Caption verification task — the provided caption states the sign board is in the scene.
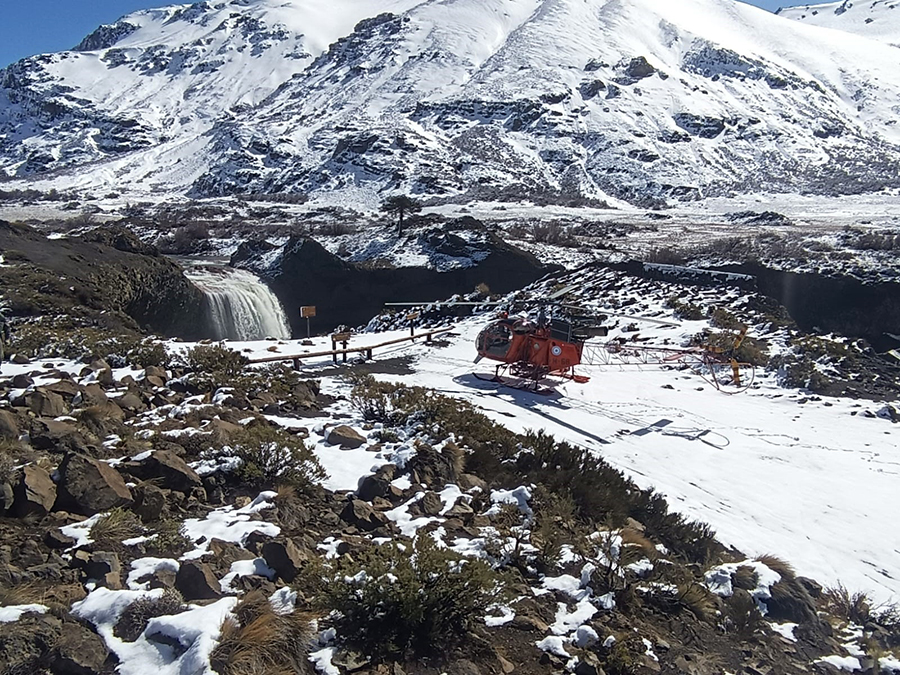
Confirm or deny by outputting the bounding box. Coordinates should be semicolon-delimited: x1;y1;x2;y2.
331;332;352;343
406;311;420;321
300;306;316;318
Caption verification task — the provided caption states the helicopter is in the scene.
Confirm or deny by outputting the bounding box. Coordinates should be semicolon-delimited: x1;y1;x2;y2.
386;284;755;394
388;285;680;391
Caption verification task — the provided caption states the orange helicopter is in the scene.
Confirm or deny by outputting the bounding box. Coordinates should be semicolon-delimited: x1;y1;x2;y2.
387;285;754;394
388;285;670;391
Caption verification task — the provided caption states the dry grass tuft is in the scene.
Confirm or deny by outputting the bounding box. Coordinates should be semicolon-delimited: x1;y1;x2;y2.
676;581;717;622
210;591;314;675
114;588;186;641
90;507;144;548
821;584;872;625
755;554;795;581
732;565;760;591
0;581;44;606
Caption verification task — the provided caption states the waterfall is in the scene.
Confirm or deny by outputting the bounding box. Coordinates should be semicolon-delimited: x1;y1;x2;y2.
184;265;292;341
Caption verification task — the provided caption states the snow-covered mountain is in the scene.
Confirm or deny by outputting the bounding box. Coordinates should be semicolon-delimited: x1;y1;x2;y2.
778;1;900;47
2;0;900;207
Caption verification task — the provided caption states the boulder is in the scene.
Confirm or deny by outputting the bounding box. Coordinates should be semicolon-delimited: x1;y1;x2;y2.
144;366;167;381
420;491;443;516
340;499;390;532
457;473;487;492
175;561;222;600
54;621;110;674
13;465;57;519
261;539;309;583
79;383;108;407
0;409;19;438
28;389;67;417
445;501;475;520
132;483;167;523
117;392;145;413
55;453;133;515
136;449;202;493
327;425;366;449
45;529;77;550
11;373;33;388
83;551;122;589
356;464;396;501
28;419;90;453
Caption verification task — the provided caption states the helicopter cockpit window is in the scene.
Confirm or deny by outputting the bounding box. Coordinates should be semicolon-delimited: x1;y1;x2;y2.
480;323;513;358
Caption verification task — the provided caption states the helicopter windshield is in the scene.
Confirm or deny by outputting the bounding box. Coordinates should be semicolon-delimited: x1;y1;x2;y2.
477;322;513;359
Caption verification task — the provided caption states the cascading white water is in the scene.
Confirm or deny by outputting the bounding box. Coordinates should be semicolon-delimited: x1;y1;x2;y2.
184;265;291;341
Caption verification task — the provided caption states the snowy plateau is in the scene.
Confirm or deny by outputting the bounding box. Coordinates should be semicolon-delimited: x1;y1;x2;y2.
0;0;900;206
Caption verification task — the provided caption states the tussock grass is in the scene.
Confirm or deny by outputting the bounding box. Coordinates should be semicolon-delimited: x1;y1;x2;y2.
114;588;186;641
210;591;313;675
755;554;795;581
90;507;144;548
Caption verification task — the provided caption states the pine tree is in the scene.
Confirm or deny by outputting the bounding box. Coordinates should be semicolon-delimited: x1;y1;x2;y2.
380;195;422;235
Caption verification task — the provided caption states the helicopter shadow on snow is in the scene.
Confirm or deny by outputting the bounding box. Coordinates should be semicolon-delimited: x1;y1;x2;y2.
449;373;612;447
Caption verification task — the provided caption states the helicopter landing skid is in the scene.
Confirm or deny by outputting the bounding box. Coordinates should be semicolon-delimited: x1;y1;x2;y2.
473;372;557;396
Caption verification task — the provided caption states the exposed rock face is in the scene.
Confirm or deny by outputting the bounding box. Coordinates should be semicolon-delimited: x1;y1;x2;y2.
0;410;18;438
236;224;556;334
0;222;208;338
261;539;309;582
341;499;390;532
55;453;133;515
54;621;111;674
129;449;202;493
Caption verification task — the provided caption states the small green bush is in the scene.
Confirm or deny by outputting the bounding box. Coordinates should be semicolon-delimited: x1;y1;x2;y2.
185;343;248;380
224;424;325;490
316;536;500;659
128;341;170;368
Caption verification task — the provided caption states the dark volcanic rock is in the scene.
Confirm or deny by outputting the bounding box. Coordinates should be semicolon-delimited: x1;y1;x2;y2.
0;221;209;338
176;560;222;600
261;538;309;582
130;449;202;493
54;621;111;674
237;224;557;334
55;453;133;514
12;465;57;519
341;499;390;532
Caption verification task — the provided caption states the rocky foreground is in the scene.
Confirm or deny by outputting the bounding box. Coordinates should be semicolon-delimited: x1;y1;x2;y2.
0;325;898;674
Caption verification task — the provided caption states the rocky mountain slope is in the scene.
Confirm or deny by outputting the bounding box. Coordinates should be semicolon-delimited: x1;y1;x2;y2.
778;1;900;47
2;0;900;207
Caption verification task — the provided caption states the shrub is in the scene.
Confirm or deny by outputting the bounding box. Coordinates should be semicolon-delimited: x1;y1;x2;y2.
316;536;500;659
128;341;170;368
186;343;247;377
145;518;194;558
114;589;186;641
223;423;325;490
726;590;765;639
665;296;705;321
210;591;313;675
821;584;872;625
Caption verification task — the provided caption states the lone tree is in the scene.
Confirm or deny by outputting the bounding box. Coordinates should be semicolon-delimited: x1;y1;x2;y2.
381;195;422;235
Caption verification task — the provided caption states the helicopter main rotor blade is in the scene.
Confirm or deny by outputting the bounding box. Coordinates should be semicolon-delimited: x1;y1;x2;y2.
384;301;506;307
559;303;678;327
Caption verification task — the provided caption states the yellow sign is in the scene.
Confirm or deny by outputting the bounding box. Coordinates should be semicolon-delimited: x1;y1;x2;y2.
300;306;316;318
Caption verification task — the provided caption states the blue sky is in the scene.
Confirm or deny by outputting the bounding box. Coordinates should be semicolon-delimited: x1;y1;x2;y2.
0;0;811;69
